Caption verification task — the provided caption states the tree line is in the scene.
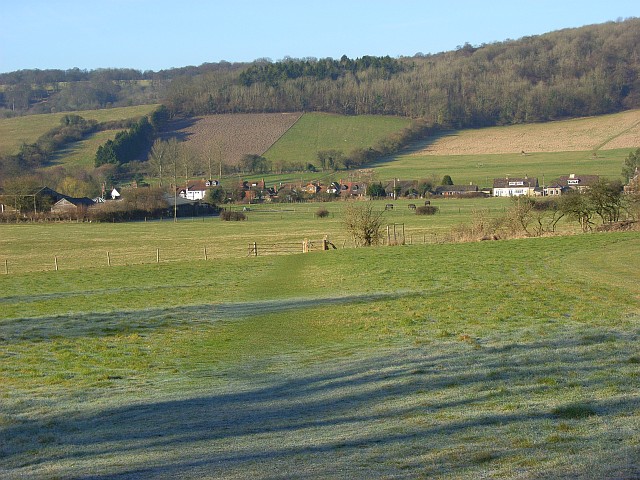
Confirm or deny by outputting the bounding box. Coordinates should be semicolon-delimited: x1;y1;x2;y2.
0;63;245;115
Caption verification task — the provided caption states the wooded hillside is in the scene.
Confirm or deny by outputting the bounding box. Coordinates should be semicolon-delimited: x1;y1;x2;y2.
163;18;640;127
2;19;639;130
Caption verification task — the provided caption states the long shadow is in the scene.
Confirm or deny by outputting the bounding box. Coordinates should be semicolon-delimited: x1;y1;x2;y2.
364;130;459;168
2;335;638;478
0;291;416;341
160;117;198;142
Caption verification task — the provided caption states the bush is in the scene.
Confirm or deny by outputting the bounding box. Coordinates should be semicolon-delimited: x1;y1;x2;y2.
220;210;246;221
415;205;438;215
315;207;330;218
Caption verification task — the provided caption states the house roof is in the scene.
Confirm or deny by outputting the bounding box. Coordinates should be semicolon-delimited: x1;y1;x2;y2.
555;174;600;187
493;177;538;188
52;197;95;208
185;179;219;191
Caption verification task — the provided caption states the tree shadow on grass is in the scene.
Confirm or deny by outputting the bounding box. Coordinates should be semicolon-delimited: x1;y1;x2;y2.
2;332;639;479
0;291;414;341
364;130;460;168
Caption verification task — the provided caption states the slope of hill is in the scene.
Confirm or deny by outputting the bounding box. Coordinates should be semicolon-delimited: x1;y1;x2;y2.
263;113;413;166
0;105;158;156
412;109;640;156
162;18;640;127
370;110;640;185
166;112;303;166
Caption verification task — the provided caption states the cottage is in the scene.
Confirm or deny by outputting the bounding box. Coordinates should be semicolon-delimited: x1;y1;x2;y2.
543;183;564;196
555;174;600;193
177;179;220;201
492;177;538;197
338;181;366;197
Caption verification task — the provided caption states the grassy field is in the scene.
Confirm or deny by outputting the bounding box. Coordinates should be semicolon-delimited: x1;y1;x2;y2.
47;130;122;170
0;104;158;156
264;112;412;165
372;148;630;188
0;225;638;478
0;197;527;273
367;109;640;187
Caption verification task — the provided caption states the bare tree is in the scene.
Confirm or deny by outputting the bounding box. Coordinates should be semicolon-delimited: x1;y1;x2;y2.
343;203;385;246
148;138;179;187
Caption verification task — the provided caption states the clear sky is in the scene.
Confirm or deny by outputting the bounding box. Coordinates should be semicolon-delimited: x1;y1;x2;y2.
1;0;638;74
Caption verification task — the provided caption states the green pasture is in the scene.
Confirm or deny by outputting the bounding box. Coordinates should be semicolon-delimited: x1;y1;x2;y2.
0;104;158;156
371;149;631;188
0;227;638;478
0;197;525;273
264;112;412;166
46;130;121;170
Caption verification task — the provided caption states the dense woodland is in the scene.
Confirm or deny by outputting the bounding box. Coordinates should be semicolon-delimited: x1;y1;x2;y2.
163;19;640;126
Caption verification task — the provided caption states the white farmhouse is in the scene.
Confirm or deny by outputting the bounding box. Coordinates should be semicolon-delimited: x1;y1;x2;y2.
492;177;539;197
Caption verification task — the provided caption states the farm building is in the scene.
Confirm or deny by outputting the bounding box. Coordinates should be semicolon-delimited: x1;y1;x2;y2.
51;197;95;214
492;177;539;197
433;185;480;196
0;202;17;214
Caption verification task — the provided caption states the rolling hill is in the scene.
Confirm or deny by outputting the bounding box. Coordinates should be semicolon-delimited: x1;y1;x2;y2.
368;109;640;186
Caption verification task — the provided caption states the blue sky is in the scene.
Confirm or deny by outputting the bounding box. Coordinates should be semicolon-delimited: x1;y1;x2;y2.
1;0;638;73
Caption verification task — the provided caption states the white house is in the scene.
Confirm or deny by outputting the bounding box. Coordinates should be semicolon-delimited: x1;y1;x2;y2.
177;180;219;201
492;177;538;197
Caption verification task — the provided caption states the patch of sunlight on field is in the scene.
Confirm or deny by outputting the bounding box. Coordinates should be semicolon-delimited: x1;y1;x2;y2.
47;130;120;169
412;109;640;156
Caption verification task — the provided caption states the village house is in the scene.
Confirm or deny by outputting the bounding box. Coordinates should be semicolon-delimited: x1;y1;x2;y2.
542;183;564;196
177;179;220;201
492;177;539;197
338;181;366;198
555;174;600;193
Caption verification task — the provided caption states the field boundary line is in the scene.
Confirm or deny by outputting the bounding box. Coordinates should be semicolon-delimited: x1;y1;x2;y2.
593;118;640;151
260;111;305;155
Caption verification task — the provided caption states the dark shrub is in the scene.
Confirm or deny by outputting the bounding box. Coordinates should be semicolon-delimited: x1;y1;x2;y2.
315;207;330;218
221;210;246;221
416;205;439;215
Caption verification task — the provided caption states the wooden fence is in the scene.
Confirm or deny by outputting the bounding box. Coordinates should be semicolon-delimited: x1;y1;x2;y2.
0;231;445;274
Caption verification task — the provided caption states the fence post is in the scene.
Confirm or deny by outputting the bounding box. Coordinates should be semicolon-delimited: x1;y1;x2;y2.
156;248;160;263
54;256;58;271
203;246;208;261
4;259;7;275
107;251;111;267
